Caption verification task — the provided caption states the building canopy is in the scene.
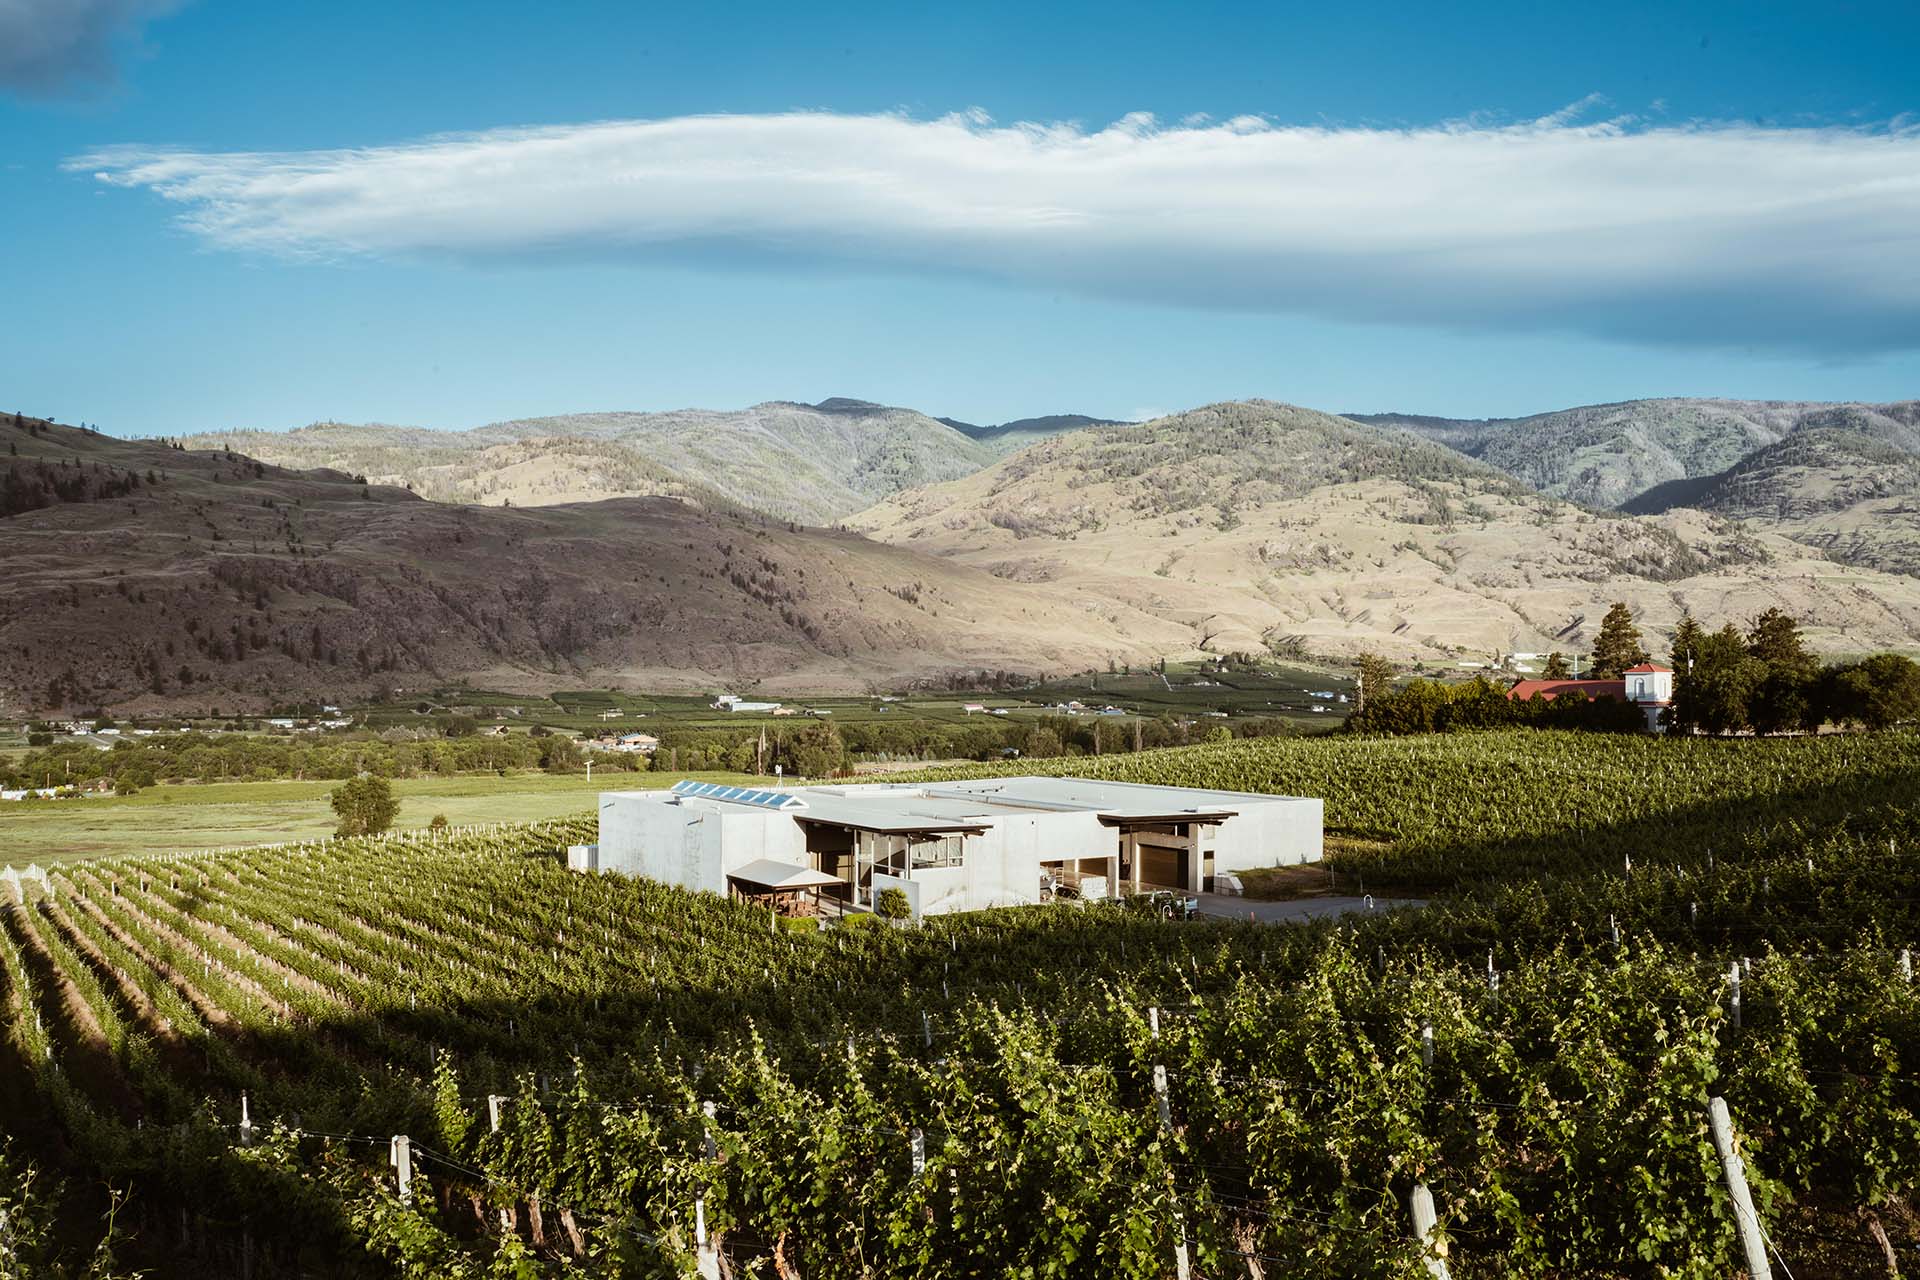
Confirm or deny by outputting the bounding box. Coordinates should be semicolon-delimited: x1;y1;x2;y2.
724;859;844;894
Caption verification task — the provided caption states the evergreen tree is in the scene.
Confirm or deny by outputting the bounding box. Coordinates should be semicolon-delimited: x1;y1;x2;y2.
1746;609;1816;680
1669;613;1707;672
1746;609;1818;734
1669;624;1763;734
1589;603;1650;678
1541;652;1572;679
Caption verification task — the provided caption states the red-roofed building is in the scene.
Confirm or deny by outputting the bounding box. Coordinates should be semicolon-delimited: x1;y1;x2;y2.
1506;678;1628;703
1508;662;1674;733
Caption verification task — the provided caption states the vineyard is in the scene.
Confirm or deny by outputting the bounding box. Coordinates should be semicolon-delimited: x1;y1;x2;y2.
0;729;1916;1277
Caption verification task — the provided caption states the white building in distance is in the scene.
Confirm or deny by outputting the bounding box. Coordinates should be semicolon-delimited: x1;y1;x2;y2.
584;776;1323;917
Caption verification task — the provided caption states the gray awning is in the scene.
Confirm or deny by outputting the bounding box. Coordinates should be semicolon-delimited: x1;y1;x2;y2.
1096;809;1236;828
725;859;843;892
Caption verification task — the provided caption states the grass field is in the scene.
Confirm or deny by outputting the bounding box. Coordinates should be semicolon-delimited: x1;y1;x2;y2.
345;662;1354;736
0;769;751;864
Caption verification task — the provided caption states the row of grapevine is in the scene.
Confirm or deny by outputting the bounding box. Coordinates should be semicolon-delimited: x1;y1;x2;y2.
0;731;1914;1274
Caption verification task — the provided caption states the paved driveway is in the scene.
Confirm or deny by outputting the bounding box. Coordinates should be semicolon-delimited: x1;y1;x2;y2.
1193;892;1426;923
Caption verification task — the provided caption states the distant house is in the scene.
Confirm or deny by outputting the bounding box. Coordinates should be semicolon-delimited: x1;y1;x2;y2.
715;695;784;713
1505;678;1628;702
479;724;511;737
1507;663;1673;732
962;703;988;714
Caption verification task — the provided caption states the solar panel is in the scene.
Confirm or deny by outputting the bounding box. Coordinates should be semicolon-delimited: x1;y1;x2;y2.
671;780;807;810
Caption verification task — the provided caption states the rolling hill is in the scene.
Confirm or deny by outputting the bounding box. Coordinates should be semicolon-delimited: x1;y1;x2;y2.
1347;398;1820;510
178;398;999;525
936;413;1131;454
1621;406;1920;576
0;413;1185;716
850;401;1920;664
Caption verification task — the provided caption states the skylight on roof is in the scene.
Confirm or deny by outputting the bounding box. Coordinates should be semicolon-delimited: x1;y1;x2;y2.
671;780;808;811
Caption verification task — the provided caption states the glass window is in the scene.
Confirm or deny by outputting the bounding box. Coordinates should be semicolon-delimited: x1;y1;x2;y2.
912;835;966;869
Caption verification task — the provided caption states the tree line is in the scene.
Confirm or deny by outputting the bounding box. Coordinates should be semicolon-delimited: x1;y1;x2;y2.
1348;605;1920;735
0;731;595;793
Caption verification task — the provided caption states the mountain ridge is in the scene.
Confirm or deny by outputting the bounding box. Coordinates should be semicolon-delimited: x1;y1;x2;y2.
850;400;1920;662
178;399;999;525
0;412;1184;715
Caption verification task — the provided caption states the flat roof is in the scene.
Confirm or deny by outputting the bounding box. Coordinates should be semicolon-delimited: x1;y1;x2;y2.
794;794;992;835
918;776;1308;810
607;774;1305;831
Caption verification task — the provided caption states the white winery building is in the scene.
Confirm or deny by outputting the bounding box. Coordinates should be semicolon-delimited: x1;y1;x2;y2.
580;776;1323;917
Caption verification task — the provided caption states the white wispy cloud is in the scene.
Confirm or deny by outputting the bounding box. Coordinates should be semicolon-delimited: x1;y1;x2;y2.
1;0;180;93
70;109;1920;353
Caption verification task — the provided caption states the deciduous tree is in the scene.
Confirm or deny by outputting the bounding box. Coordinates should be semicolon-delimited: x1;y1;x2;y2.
330;774;399;837
1355;653;1395;712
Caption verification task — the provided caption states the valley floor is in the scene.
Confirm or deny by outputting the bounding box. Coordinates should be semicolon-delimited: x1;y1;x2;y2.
0;770;753;863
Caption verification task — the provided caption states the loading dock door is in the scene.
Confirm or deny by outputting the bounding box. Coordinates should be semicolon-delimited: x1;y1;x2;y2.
1138;845;1186;892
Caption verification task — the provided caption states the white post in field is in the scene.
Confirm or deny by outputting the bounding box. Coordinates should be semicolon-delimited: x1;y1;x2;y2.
1708;1097;1773;1280
389;1135;413;1205
1409;1183;1451;1279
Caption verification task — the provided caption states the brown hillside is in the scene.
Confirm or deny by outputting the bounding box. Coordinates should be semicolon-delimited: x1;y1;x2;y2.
850;401;1920;663
0;414;1184;716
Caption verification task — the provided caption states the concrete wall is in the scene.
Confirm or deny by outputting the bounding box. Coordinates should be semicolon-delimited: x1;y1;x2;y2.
597;794;814;896
908;815;1049;915
870;871;923;920
1211;797;1324;872
596;783;1325;910
597;793;720;891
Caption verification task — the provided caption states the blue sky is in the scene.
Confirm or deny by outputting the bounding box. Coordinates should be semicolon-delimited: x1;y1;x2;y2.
2;0;1916;436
